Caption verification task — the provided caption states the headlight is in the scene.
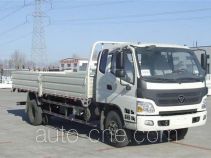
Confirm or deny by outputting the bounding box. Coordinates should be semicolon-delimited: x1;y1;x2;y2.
137;101;155;113
202;98;207;109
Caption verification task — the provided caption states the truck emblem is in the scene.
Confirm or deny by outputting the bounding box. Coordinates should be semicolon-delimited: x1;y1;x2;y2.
178;95;185;103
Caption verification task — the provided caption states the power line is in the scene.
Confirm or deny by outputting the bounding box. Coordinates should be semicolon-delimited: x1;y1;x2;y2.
53;7;211;24
0;6;25;22
51;15;211;26
0;1;33;12
0;17;209;56
0;1;11;10
52;0;130;2
0;22;27;37
105;15;211;24
0;23;51;46
0;2;33;22
0;32;32;46
50;0;135;10
1;2;210;52
0;4;29;11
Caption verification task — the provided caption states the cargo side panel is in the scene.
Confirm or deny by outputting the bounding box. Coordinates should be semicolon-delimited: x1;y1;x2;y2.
42;72;89;99
12;71;40;92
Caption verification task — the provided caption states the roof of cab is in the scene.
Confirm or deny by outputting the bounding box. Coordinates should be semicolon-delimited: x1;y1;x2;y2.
132;43;190;49
95;41;190;50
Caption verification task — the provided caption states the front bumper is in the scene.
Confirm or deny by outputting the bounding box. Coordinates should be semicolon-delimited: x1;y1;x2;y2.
136;110;207;131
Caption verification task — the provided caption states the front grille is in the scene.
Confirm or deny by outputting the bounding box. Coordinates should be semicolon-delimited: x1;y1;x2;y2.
139;86;207;107
157;91;201;106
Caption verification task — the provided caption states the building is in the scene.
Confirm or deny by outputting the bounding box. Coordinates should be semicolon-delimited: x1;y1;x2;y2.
192;46;211;74
59;58;97;72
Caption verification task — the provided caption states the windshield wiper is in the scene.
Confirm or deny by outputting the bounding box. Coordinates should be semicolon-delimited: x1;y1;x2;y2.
146;77;177;83
175;77;203;82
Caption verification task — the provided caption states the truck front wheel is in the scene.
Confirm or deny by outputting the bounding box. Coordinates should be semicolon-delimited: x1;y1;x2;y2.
165;128;188;141
26;94;43;126
104;111;131;147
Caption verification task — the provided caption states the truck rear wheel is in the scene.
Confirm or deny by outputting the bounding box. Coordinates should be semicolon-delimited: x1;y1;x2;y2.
165;128;188;141
26;94;43;126
104;111;131;147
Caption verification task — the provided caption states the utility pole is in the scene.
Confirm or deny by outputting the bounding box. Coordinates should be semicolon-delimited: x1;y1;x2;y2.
31;0;48;68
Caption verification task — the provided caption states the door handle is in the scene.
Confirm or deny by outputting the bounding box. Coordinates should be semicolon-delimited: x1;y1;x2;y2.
107;84;112;90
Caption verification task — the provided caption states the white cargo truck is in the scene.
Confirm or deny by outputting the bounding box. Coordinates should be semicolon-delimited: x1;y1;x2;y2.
12;41;208;147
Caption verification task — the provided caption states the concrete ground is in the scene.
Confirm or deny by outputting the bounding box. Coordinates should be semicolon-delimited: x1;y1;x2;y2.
0;89;210;158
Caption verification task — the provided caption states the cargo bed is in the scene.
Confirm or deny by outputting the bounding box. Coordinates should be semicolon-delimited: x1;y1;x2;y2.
12;71;95;100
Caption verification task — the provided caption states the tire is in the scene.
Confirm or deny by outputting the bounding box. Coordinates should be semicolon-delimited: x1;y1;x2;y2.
42;114;50;125
26;93;43;126
165;128;188;141
104;111;131;147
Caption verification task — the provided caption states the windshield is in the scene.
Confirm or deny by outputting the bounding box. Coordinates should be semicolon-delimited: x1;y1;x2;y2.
135;47;205;83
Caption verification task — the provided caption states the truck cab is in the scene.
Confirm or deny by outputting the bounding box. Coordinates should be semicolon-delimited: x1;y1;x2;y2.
92;42;207;146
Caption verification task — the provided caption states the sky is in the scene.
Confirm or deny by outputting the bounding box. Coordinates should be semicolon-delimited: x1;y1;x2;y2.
0;0;211;63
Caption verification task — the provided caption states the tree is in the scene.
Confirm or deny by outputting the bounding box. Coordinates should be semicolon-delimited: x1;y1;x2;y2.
3;59;9;69
72;53;80;58
0;59;3;68
25;60;36;69
9;50;26;69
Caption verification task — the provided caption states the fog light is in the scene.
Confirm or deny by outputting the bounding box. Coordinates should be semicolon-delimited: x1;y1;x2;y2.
158;120;169;126
192;117;200;123
144;120;154;126
203;115;207;120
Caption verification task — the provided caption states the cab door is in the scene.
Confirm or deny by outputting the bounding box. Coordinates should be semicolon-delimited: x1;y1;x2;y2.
96;47;137;125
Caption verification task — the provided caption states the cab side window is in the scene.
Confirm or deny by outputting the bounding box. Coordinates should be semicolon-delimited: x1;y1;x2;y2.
110;53;117;75
123;51;135;84
99;50;108;74
110;50;134;84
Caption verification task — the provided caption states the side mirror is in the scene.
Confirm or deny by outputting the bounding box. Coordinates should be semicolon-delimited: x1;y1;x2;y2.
116;69;125;78
192;48;209;74
116;51;125;78
201;54;207;72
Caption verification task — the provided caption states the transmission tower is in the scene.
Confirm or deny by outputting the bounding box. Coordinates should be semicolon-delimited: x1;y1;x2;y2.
31;0;48;68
